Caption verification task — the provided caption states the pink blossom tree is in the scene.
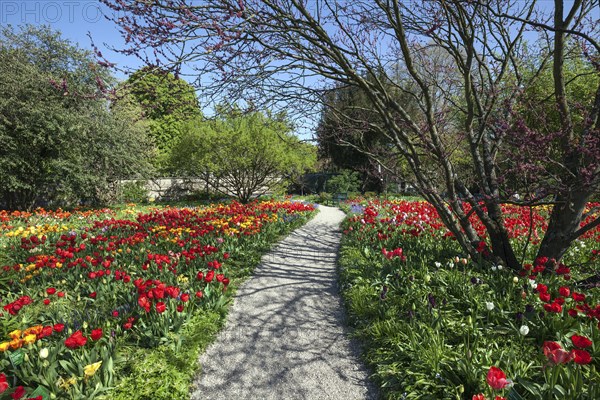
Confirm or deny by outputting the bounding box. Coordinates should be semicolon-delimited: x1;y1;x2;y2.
101;0;600;270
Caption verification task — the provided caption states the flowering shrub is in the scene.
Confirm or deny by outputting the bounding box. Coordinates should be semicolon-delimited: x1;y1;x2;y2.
0;200;314;399
339;199;600;399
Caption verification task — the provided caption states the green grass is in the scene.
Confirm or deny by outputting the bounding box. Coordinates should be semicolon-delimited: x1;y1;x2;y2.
106;311;224;400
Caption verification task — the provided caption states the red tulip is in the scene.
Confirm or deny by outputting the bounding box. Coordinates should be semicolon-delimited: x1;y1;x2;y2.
0;373;8;393
543;341;572;365
568;309;578;317
572;292;586;302
572;349;592;365
64;330;87;349
536;284;548;294
486;366;509;390
40;326;53;338
10;385;25;399
543;302;562;313
138;296;151;313
571;335;592;349
539;292;551;302
90;328;103;341
205;270;215;283
558;286;570;297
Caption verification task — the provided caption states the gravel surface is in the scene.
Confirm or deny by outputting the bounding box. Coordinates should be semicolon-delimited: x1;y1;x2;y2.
190;205;377;400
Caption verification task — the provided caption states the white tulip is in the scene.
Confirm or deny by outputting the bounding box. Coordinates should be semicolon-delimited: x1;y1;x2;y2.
39;348;49;359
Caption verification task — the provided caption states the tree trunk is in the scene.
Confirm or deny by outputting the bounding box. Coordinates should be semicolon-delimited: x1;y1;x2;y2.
537;191;590;262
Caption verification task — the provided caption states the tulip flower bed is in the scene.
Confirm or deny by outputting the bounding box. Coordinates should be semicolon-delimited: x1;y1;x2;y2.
0;201;315;400
339;199;600;400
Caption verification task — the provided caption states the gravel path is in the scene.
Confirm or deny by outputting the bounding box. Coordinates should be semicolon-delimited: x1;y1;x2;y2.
191;205;377;400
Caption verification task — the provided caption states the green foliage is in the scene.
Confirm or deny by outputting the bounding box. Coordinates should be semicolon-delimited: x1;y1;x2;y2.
338;200;600;399
316;74;414;192
170;109;316;203
326;170;361;193
119;67;202;169
500;42;600;193
0;25;154;209
118;181;149;204
107;311;223;400
520;45;598;133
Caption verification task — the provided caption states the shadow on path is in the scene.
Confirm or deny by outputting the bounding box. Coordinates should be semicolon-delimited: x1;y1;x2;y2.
190;206;377;400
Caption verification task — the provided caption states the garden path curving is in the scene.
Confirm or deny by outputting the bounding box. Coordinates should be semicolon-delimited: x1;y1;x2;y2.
191;205;377;400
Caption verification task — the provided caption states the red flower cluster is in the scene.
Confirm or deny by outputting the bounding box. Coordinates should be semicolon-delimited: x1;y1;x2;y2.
2;296;33;316
134;278;190;314
525;263;600;327
543;338;593;365
381;247;406;261
0;201;316;398
20;234;46;250
64;330;87;349
63;328;103;348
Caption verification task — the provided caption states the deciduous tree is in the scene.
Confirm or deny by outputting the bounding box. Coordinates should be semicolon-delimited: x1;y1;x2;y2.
0;25;154;209
102;0;600;269
117;67;202;169
169;109;315;202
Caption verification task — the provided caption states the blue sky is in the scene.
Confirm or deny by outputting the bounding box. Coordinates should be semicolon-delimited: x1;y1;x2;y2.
0;0;143;80
0;1;591;81
0;0;592;139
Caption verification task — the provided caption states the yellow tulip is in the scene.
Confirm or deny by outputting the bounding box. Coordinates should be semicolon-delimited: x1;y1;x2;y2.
23;334;37;345
8;329;22;340
0;342;10;352
24;325;43;336
83;361;102;377
57;376;78;390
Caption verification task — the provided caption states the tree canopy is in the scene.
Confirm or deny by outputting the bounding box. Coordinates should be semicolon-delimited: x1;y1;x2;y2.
170;109;316;202
316;72;417;192
117;67;202;169
0;25;154;209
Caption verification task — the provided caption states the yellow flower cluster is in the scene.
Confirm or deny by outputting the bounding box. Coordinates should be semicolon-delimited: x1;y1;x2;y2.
4;223;71;238
0;326;44;351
